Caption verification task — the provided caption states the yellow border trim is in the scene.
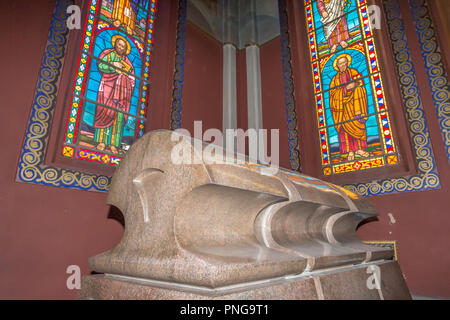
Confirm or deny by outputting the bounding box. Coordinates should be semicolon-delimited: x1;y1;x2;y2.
364;240;399;262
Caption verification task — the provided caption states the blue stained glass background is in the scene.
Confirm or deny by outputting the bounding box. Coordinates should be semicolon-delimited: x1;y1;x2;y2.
321;48;370;91
314;9;361;47
82;29;143;137
94;29;144;71
311;0;358;33
131;0;150;11
320;49;381;151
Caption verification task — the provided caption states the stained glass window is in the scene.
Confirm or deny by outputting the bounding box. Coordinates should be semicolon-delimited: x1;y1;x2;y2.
304;0;398;175
62;0;157;166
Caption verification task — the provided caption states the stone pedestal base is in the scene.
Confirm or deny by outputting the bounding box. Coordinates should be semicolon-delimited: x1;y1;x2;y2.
79;260;411;300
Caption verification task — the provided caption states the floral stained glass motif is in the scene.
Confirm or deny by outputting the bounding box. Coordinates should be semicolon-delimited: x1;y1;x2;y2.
63;0;157;166
304;0;398;175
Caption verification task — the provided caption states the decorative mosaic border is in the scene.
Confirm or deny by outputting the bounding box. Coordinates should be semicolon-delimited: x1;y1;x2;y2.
409;0;450;163
278;0;302;172
170;0;187;130
342;0;441;196
16;0;111;192
283;0;440;196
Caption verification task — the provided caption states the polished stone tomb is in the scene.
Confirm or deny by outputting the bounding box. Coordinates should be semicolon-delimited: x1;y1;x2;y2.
79;130;411;299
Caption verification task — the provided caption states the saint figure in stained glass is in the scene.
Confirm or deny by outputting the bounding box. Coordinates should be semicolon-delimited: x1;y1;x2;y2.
317;0;351;53
304;0;398;174
94;35;136;154
63;0;157;166
330;54;369;161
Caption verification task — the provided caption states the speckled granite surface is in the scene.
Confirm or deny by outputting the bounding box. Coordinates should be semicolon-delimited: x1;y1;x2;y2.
79;261;410;300
82;130;410;299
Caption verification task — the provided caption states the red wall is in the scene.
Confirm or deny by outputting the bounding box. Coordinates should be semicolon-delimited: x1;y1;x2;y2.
356;0;450;298
260;37;291;170
360;188;450;298
181;22;223;136
0;1;124;299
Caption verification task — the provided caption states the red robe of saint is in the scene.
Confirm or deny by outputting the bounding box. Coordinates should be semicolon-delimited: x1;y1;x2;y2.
94;48;135;129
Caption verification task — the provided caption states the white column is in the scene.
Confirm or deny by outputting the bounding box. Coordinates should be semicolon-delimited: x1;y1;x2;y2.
246;44;263;132
223;43;237;132
222;43;237;151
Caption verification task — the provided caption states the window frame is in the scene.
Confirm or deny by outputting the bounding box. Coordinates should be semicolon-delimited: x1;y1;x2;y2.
17;0;178;191
281;0;440;193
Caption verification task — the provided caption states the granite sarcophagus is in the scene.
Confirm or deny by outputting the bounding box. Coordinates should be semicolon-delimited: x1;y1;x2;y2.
80;130;411;299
